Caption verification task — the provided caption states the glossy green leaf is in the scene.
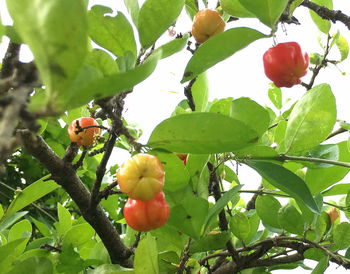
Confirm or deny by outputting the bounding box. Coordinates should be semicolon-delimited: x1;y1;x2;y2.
8;219;32;254
148;113;259;154
0;238;26;263
192;73;209;112
5;176;58;217
185;0;198;19
150;150;190;192
167;197;209;239
138;0;185;49
86;49;119;76
245;210;260;243
220;0;254;18
209;98;233;116
302;144;339;168
153;34;189;59
0;211;28;233
335;34;349;62
306;141;350;193
57;244;85;273
284;84;336;153
134;234;159;274
54;50;161;111
123;0;139;26
190;231;231;253
231;97;270;137
309;0;332;34
62;223;94;248
238;0;289;28
322;184;350;196
181;28;267;83
7;257;53;274
25;237;53;251
268;84;282;109
90;264;134;273
333;222;350;250
247;161;319;213
203;185;242;234
230;212;250;242
0;204;3;220
57;203;72;237
88;5;137;58
255;195;282;229
278;204;305;235
6;0;88;97
100;194;119;220
311;255;329;274
234;145;278;159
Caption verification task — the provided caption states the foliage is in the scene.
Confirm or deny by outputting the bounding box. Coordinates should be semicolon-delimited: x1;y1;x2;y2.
0;0;350;273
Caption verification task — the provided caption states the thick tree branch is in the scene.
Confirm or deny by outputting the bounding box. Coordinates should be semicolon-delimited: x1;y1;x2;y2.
301;0;350;30
18;129;132;267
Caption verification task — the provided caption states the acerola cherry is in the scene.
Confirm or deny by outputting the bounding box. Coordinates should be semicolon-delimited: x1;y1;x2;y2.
327;207;340;224
192;9;225;44
116;154;165;201
68;117;100;147
123;192;170;232
263;42;309;88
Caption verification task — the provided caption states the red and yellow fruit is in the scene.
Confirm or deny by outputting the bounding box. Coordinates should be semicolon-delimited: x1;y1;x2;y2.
192;9;225;44
68;117;100;147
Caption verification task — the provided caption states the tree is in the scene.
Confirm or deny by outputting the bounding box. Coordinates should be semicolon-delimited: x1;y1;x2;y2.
0;0;350;273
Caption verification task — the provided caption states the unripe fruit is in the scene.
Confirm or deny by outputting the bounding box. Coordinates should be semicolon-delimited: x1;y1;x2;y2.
176;153;188;165
192;9;225;44
327;207;340;224
123;192;170;232
116;154;165;201
263;42;309;88
68;117;100;146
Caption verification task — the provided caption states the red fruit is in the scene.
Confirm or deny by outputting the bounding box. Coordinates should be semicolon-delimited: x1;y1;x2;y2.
68;117;100;146
123;192;170;232
263;42;309;88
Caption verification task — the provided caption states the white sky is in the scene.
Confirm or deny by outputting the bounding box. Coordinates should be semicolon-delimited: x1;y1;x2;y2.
1;0;350;272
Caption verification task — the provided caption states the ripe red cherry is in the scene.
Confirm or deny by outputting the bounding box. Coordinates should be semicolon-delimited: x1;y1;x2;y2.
68;117;100;146
123;192;170;232
263;42;309;88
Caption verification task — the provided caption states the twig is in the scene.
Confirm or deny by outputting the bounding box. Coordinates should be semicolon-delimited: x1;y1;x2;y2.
72;148;88;169
326;127;347;140
98;181;121;201
40;244;62;253
177;238;192;274
278;154;350;168
184;78;196;111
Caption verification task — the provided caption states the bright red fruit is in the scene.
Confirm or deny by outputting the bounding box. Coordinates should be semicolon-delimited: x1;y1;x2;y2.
123;192;170;232
263;42;309;88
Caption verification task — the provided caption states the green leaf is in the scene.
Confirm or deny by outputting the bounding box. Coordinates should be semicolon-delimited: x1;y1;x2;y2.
150;150;190;192
303;144;339;168
138;0;185;49
311;255;329;274
306;141;350;193
284;84;336;153
220;0;254;18
5;176;58;217
203;185;242;234
86;49;119;76
153;34;189;59
190;231;231;253
230;212;250;242
0;204;3;220
0;15;4;42
7;257;53;274
123;0;139;26
278;204;305;235
238;0;289;28
182;28;267;83
62;223;95;248
333;222;350;250
255;195;282;229
167;197;209;239
54;50;161;111
245;210;260;243
0;211;28;233
335;34;349;62
322;184;350;196
209;98;233;116
268;84;282;109
247;161;319;213
0;238;26;263
89;264;134;273
234;145;278;159
6;0;88;97
185;0;198;19
231;97;270;137
192;73;209;112
309;0;332;34
148;113;259;154
57;203;72;237
8;219;32;254
57;244;85;273
88;5;137;58
134;234;159;274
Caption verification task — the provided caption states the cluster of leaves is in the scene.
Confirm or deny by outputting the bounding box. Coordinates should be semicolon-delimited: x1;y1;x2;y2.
0;0;350;273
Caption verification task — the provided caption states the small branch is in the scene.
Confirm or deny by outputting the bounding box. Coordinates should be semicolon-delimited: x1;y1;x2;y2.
177;238;192;274
301;0;350;30
62;143;79;163
279;154;350;168
72;148;88;169
184;78;196;111
98;181;121;201
326;127;347;140
0;42;21;80
40;244;62;253
129;232;142;252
